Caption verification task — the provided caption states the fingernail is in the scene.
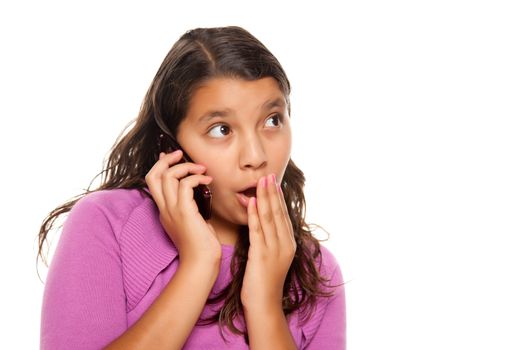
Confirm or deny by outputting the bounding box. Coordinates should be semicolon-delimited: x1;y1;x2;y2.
270;174;276;184
260;177;267;188
278;185;282;193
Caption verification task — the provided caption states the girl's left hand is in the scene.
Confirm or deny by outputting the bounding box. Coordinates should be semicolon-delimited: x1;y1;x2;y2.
240;173;297;310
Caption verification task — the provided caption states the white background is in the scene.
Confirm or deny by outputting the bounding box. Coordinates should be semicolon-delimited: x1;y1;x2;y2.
1;0;524;349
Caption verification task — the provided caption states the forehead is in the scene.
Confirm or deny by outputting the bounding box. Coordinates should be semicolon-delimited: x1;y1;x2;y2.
185;77;286;122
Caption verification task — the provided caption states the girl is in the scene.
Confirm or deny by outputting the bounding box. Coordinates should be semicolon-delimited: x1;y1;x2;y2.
38;26;346;349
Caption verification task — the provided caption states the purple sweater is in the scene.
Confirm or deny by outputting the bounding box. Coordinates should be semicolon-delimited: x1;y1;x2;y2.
41;188;346;349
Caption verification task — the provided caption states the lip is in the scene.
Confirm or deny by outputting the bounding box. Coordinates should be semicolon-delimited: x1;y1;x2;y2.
236;192;253;208
236;180;260;208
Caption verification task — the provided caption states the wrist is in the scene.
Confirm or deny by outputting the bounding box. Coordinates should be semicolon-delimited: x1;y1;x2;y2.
241;289;283;311
243;299;283;316
178;245;222;266
243;304;297;350
178;253;221;277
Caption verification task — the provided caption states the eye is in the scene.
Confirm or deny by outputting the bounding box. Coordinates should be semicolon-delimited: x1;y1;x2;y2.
208;124;231;138
265;114;283;128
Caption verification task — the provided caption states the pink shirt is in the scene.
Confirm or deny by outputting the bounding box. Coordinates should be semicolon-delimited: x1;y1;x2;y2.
41;188;346;349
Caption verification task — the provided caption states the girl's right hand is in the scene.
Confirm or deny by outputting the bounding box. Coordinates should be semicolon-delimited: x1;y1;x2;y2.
145;150;221;265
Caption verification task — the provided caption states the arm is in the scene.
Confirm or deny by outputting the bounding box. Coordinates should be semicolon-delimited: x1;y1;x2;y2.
41;196;221;350
105;257;220;349
243;302;297;350
40;197;127;350
104;150;222;349
241;174;298;349
243;253;347;350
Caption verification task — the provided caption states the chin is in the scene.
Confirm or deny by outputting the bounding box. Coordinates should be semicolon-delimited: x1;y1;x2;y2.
232;211;249;226
210;207;248;226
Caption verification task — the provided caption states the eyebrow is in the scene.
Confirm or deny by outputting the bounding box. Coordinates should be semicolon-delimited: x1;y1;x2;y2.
198;97;286;123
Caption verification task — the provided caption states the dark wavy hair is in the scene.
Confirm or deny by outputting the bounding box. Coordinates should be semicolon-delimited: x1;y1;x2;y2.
37;26;332;339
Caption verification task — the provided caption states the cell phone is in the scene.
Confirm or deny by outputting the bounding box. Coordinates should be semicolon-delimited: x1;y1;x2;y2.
158;134;212;220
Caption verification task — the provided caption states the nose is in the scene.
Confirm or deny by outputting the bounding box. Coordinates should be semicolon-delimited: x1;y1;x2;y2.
239;134;267;170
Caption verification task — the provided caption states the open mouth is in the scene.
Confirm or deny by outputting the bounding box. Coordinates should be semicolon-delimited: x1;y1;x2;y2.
237;184;258;208
241;186;257;198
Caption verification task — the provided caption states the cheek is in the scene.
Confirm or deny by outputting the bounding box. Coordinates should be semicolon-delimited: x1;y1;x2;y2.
202;161;221;178
275;135;292;180
280;126;292;153
275;134;292;162
200;158;231;189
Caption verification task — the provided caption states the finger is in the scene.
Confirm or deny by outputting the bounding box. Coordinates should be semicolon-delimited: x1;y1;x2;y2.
147;150;184;185
165;162;207;179
177;174;213;212
267;173;293;245
247;196;264;246
276;179;295;245
146;172;166;211
256;175;278;248
161;162;207;210
145;150;183;210
159;149;184;167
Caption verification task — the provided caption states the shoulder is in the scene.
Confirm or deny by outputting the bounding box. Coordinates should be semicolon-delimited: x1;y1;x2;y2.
314;243;344;286
57;188;157;264
318;244;340;273
74;188;151;220
67;188;178;312
70;186;175;258
69;188;155;239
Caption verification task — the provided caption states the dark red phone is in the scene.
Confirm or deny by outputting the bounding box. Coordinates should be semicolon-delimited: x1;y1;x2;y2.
158;134;212;220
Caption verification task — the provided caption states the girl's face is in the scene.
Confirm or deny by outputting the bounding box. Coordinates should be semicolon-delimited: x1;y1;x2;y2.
176;77;292;228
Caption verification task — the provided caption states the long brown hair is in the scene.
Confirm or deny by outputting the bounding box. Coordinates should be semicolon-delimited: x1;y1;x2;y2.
38;26;332;338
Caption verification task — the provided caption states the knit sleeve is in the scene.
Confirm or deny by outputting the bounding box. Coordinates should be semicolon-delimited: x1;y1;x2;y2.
303;246;347;349
40;195;127;349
